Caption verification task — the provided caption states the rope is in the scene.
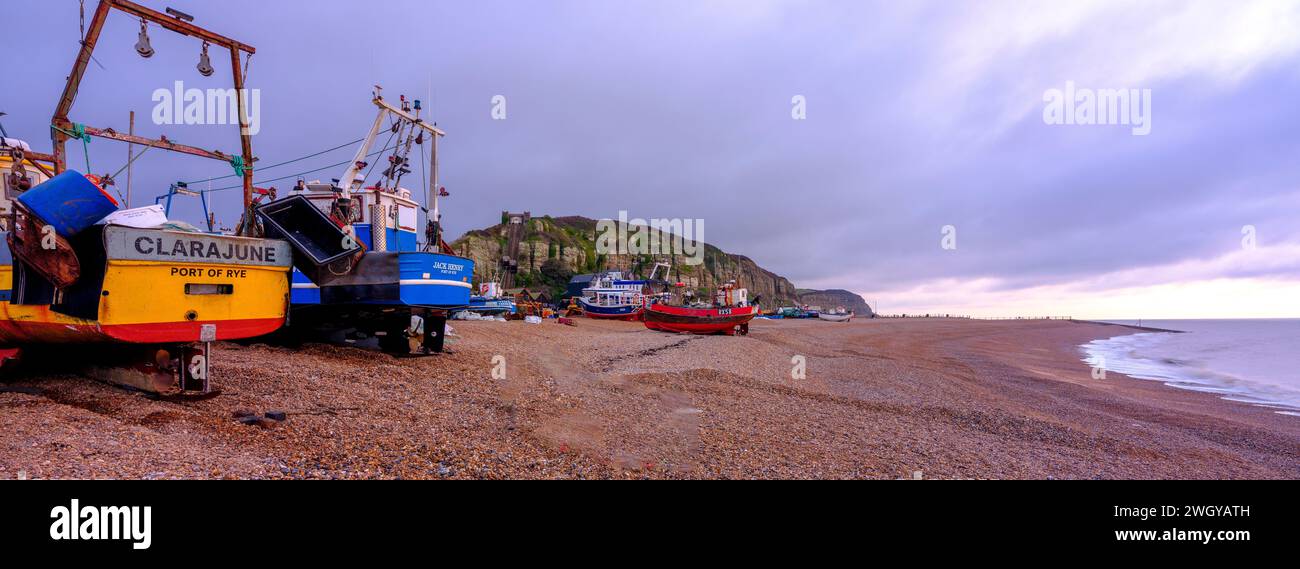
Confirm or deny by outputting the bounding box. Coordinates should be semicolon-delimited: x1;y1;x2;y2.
52;122;88;141
228;154;245;177
52;122;92;172
181;137;364;185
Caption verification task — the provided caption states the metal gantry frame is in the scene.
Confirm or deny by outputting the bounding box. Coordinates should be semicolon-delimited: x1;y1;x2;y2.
155;182;215;232
337;93;451;252
37;0;259;230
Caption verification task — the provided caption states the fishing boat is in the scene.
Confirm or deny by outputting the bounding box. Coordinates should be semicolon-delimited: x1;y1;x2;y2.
0;207;291;345
643;282;759;336
259;91;474;353
0;1;293;394
773;306;797;318
459;281;515;317
577;271;648;320
577;263;670;321
817;307;853;322
1;137;51;312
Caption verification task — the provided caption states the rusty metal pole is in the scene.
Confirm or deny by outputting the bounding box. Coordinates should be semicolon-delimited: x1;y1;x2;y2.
126;110;134;207
230;47;254;221
52;0;113;174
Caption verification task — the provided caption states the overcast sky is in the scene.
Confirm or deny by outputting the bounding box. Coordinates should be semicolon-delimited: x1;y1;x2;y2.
4;0;1298;318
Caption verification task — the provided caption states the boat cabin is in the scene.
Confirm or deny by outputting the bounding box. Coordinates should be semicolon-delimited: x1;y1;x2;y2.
290;181;420;251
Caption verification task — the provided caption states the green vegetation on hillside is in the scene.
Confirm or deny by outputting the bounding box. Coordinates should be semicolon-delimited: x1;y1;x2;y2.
449;214;855;308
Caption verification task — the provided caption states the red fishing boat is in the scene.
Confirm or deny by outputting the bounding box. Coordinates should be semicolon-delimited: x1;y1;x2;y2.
643;282;758;336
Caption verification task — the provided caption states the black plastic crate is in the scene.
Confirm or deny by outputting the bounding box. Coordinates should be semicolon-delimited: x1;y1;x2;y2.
256;195;362;284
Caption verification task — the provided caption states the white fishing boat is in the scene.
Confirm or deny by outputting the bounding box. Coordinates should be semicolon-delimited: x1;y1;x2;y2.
817;307;853;322
259;90;475;353
577;271;647;320
576;263;670;321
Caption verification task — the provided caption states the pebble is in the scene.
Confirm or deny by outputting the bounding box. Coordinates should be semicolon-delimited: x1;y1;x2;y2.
0;319;1294;480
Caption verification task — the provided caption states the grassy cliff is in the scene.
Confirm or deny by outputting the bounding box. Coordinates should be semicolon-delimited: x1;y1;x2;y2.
450;215;864;312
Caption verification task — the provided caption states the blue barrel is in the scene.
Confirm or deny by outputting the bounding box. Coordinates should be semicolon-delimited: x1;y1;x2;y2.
16;169;120;237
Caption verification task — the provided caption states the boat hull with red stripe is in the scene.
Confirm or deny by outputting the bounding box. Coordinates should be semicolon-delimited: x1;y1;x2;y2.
643;303;758;335
0;311;285;344
583;307;644;321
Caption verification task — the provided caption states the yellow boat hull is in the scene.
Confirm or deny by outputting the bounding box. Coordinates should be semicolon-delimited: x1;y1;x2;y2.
0;228;291;345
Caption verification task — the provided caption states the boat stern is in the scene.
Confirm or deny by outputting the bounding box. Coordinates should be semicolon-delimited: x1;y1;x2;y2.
397;252;474;309
96;226;292;342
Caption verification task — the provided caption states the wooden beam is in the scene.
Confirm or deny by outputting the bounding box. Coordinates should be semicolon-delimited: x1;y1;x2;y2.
55;120;239;163
110;0;255;55
17;153;57;179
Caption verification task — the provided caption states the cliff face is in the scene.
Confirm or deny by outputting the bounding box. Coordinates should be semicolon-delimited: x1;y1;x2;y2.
796;289;874;316
449;214;858;310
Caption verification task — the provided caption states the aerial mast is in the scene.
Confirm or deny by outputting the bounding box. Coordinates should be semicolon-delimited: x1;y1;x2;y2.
429;112;440;251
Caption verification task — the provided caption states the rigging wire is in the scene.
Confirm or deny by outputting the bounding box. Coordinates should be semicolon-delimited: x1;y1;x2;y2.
77;0;105;72
362;126;398;184
181;137;364;185
101;141;155;203
200;142;400;193
111;141;153;179
386;125;411;192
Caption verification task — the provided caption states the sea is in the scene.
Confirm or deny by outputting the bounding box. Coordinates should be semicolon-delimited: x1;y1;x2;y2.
1080;319;1300;416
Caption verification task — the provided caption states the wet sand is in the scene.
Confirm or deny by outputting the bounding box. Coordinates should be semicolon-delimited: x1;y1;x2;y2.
1;318;1296;479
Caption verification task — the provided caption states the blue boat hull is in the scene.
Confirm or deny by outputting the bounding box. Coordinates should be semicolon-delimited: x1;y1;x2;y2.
458;297;516;316
578;298;643;320
291;252;473;309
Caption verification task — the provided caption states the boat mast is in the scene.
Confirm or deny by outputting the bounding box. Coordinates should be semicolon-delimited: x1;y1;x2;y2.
336;91;446;250
338;93;389;199
429;117;439;251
